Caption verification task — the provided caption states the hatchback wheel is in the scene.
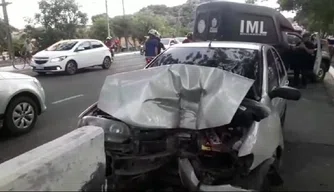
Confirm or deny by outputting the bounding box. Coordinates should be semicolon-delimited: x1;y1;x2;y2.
65;60;77;75
102;57;112;69
4;96;38;135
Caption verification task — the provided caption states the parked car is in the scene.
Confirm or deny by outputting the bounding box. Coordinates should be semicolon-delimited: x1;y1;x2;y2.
160;38;179;49
175;36;186;43
193;1;330;82
0;72;46;135
31;39;112;75
77;41;301;191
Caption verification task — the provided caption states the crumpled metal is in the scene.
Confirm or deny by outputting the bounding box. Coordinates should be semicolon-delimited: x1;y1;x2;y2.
97;64;254;130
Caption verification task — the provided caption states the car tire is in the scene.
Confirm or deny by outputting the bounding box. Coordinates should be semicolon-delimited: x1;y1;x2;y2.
4;96;38;135
102;57;112;69
65;60;77;75
312;62;326;83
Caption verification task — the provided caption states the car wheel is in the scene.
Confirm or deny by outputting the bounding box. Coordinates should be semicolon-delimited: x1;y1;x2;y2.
102;57;112;69
313;62;326;82
4;96;38;135
65;60;77;75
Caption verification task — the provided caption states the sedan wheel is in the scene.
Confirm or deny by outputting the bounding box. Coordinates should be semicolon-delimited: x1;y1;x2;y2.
102;57;112;69
4;96;38;135
65;61;77;75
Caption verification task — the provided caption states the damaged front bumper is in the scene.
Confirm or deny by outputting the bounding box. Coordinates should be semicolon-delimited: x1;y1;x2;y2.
178;158;253;192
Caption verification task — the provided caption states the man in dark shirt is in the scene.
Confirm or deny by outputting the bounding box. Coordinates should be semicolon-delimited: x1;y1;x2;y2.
293;32;316;88
144;29;160;64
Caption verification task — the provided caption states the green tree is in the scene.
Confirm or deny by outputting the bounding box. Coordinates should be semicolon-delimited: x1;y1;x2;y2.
34;0;88;47
89;14;113;41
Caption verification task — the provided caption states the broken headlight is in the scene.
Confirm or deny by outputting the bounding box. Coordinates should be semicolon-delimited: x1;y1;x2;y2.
105;120;131;143
78;116;131;143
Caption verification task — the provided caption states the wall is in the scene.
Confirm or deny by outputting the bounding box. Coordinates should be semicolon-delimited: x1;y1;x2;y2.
0;126;106;191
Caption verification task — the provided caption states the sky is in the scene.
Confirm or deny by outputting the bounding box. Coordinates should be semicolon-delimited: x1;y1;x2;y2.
1;0;296;29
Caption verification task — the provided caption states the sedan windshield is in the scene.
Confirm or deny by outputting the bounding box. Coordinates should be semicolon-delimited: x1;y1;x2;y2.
149;47;261;100
46;41;78;51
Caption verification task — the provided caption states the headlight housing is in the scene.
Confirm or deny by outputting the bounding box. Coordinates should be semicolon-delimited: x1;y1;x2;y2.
78;116;131;143
50;56;67;62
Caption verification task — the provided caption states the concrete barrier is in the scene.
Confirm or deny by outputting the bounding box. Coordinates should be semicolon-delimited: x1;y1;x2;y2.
0;126;106;191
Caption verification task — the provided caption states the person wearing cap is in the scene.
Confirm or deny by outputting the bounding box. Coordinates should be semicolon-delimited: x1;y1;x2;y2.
144;29;160;63
183;32;193;43
292;32;316;88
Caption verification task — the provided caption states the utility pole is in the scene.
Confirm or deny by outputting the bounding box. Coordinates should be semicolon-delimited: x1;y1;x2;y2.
121;0;128;51
0;0;13;59
105;0;110;37
121;0;125;16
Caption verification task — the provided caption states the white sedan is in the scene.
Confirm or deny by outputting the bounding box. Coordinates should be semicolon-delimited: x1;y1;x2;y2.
0;72;46;135
160;38;179;49
31;39;112;75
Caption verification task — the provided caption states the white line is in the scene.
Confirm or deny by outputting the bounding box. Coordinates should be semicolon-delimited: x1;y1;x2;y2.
52;94;84;104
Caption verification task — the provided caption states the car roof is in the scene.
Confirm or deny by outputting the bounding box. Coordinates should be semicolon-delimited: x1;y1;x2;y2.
171;41;263;50
59;39;102;43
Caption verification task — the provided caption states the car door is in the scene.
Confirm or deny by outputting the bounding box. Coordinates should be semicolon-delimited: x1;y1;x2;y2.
75;41;93;68
90;41;105;65
270;48;288;118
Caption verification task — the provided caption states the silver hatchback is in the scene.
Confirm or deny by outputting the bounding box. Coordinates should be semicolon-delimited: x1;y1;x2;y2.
0;72;47;135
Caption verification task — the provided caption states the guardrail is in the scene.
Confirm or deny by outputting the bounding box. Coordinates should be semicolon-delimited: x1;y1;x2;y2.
0;126;106;191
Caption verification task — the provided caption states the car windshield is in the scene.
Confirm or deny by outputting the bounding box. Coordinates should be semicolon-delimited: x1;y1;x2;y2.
149;47;261;100
160;39;170;45
46;41;78;51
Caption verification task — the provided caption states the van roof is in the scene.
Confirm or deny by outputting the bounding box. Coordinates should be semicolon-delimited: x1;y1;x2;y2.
197;1;294;31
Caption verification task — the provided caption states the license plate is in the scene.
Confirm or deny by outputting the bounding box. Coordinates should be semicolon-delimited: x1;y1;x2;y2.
35;65;43;69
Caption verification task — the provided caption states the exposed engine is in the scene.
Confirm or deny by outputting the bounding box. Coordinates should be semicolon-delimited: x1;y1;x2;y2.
78;102;263;191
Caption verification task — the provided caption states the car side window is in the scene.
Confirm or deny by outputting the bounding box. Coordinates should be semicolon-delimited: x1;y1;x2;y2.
91;41;103;49
270;48;286;81
78;41;91;50
267;50;279;91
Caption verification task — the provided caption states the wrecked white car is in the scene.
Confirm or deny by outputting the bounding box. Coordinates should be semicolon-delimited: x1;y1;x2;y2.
78;42;301;191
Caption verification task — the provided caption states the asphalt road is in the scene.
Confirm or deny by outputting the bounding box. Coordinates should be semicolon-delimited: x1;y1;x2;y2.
1;53;334;191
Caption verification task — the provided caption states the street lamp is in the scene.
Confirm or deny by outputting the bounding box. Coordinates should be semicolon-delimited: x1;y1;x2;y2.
105;0;110;37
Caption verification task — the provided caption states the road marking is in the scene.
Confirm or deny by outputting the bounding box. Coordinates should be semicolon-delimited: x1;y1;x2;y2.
52;94;84;104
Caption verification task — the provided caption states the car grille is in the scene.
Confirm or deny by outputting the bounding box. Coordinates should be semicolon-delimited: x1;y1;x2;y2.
34;60;48;64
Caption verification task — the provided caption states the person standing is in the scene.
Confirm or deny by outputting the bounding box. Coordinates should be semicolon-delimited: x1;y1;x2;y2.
293;32;316;88
23;38;34;60
144;29;160;64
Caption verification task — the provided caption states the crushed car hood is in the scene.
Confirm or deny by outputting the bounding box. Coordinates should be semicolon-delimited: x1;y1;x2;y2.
98;64;254;130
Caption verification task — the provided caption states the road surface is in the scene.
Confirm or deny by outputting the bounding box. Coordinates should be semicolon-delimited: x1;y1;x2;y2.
1;53;334;191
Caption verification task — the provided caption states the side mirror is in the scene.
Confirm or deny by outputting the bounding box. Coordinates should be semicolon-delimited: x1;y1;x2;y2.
269;86;301;100
76;47;85;52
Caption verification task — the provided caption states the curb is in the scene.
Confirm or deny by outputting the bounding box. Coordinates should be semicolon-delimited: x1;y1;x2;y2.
329;66;334;79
